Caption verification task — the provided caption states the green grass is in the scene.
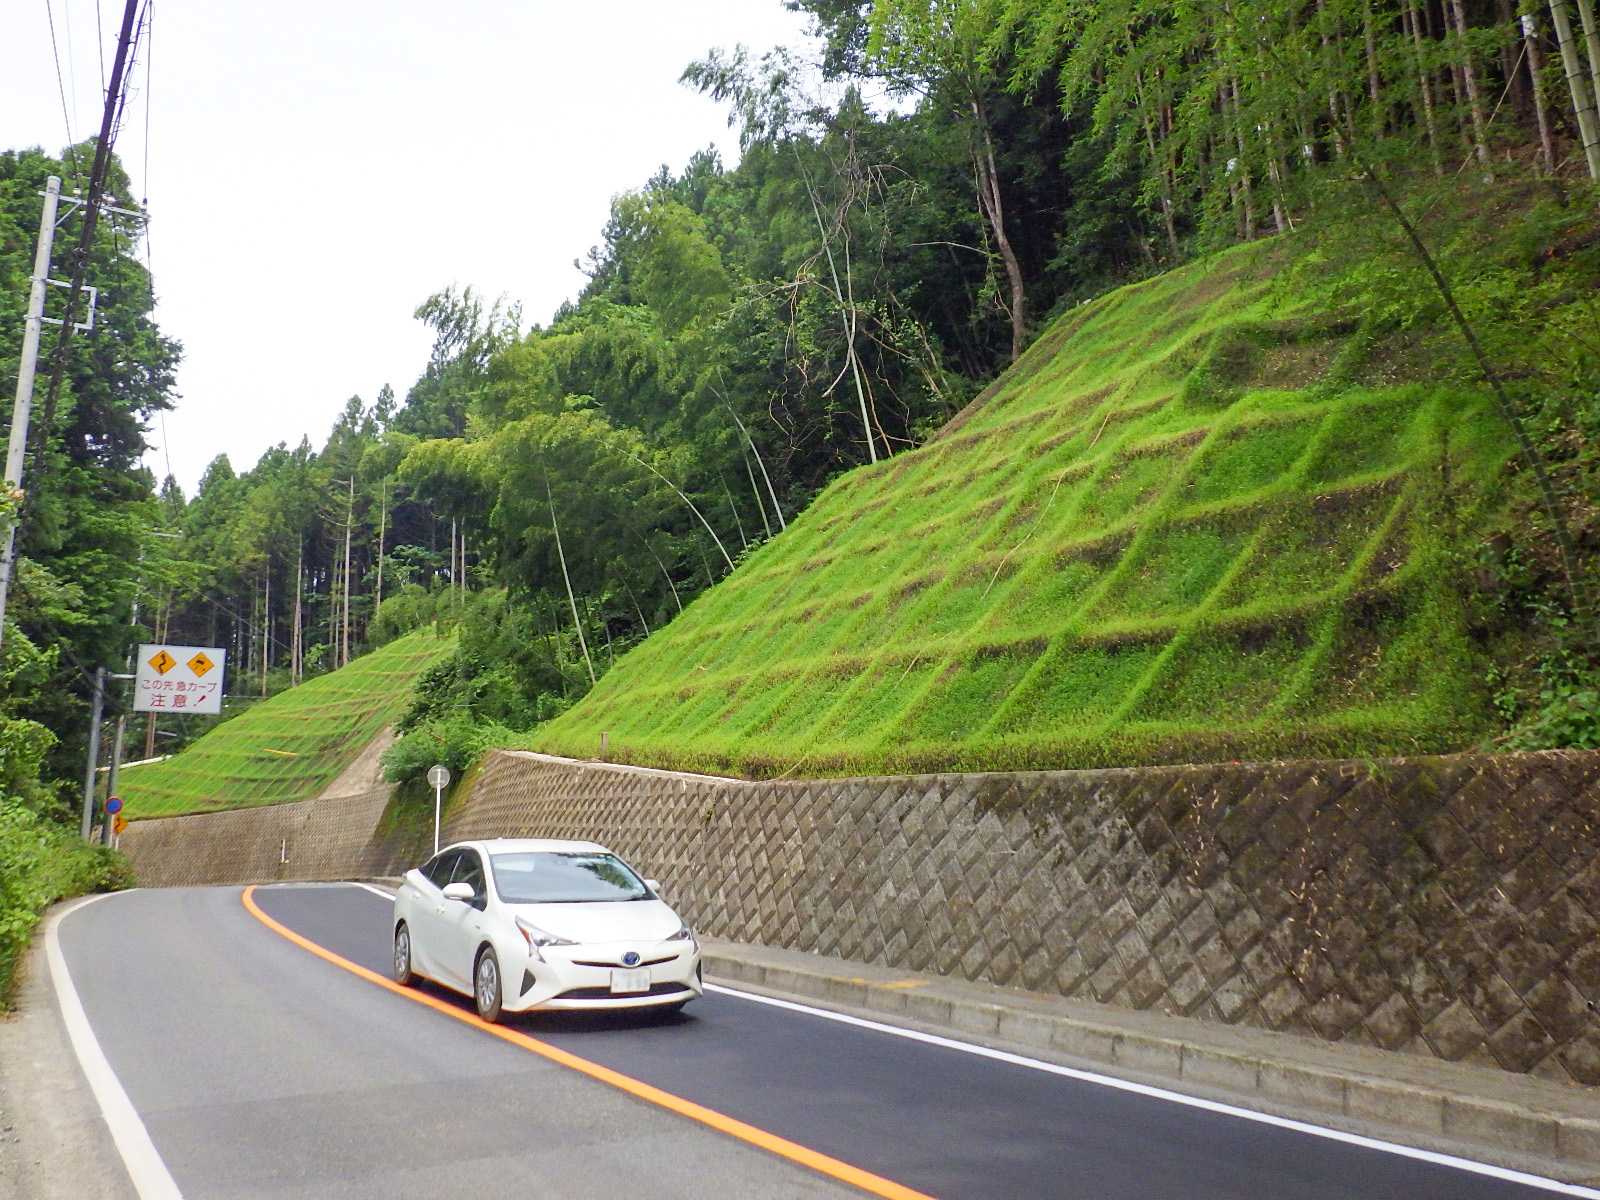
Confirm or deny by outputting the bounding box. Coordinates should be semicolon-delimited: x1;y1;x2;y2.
117;630;455;818
522;241;1516;778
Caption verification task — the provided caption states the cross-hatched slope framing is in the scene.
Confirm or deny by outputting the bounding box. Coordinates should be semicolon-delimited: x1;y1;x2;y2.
532;244;1513;777
118;629;455;817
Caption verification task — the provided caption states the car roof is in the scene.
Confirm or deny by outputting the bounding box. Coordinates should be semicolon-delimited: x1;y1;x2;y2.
446;837;612;856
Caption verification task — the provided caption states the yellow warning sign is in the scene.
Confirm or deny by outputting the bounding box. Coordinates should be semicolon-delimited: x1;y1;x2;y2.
113;814;128;836
147;649;176;675
187;651;216;678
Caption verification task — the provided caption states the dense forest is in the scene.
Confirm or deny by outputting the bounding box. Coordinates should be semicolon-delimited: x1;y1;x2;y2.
6;0;1600;808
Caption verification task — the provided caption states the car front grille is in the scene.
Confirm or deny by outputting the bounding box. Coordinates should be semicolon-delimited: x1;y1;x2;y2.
571;955;678;968
553;982;691;1001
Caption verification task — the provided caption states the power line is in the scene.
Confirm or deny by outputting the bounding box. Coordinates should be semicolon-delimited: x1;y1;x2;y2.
43;0;76;155
137;0;155;314
141;0;152;219
95;0;106;95
61;0;79;136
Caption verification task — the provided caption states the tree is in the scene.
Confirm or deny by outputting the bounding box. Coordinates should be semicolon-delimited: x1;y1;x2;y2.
866;0;1030;361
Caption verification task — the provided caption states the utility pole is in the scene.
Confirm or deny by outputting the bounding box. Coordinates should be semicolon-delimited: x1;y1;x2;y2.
80;666;107;840
30;0;143;479
374;480;386;622
342;476;354;667
292;541;303;685
0;176;62;656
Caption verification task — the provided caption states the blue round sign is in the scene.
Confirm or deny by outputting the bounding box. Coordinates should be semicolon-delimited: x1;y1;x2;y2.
105;796;123;815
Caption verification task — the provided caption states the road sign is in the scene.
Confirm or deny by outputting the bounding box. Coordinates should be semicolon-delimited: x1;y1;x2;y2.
105;796;123;815
134;644;227;716
112;814;128;836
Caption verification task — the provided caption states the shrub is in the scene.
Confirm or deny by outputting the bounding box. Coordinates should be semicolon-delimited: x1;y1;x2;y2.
0;799;133;1008
380;713;515;785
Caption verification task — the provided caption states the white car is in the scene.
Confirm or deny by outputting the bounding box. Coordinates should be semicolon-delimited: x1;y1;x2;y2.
390;838;702;1021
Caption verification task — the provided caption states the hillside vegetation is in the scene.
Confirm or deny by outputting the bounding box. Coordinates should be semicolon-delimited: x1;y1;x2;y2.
117;629;453;817
530;243;1517;777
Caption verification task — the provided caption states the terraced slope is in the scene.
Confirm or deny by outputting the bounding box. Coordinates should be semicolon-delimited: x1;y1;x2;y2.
535;243;1511;777
118;629;455;817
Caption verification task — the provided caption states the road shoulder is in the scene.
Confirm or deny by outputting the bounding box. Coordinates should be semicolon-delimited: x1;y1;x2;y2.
0;900;137;1200
703;939;1600;1190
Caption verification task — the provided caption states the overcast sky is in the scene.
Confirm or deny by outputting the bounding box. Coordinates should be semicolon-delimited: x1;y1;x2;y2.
2;1;812;495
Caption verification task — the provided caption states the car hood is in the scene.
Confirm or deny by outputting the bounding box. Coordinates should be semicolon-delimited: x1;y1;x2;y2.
506;899;683;945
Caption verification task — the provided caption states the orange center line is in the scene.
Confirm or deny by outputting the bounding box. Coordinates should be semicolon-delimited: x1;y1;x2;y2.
239;885;934;1200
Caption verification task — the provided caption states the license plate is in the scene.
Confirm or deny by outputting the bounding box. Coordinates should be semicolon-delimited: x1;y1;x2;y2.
610;968;650;994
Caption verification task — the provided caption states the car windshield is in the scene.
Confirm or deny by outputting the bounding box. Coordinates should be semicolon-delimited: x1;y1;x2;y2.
490;851;651;904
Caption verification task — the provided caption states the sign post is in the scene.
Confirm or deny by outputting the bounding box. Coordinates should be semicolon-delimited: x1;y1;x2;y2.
133;644;226;716
427;763;451;855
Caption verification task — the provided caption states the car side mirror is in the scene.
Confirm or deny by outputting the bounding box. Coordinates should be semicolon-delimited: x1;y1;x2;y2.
442;881;475;902
645;878;661;893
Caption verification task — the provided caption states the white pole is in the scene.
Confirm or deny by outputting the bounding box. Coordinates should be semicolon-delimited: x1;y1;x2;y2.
102;715;126;846
0;176;63;653
433;781;442;855
80;667;106;841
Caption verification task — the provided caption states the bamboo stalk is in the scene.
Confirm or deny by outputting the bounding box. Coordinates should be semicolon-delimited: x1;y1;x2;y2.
1523;12;1559;173
1551;0;1600;176
545;474;595;686
1406;0;1445;173
1450;0;1494;170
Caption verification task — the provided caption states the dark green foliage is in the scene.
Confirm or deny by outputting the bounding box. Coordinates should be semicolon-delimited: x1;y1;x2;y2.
380;713;514;786
0;798;132;1009
1;145;181;785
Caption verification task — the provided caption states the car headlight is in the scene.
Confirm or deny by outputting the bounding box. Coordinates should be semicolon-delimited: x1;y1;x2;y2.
666;923;696;944
516;918;576;961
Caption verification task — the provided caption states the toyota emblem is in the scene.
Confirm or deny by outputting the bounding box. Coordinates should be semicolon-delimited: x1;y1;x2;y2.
622;951;641;967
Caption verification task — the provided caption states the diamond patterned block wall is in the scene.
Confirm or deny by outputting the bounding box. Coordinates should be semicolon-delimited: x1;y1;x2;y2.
120;746;1600;1083
442;749;1600;1085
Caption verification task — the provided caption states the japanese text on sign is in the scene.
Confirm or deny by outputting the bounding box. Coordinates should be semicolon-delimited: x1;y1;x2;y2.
134;644;227;716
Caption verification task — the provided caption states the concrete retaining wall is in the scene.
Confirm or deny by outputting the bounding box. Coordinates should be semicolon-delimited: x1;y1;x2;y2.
126;746;1600;1085
120;785;419;886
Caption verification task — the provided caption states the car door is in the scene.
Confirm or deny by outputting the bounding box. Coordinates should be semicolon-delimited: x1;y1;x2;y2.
409;849;459;980
434;848;490;992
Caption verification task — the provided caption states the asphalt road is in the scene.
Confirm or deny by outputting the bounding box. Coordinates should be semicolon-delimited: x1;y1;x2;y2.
53;884;1590;1199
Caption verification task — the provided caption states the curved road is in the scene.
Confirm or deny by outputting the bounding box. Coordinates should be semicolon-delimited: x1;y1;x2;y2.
49;884;1596;1199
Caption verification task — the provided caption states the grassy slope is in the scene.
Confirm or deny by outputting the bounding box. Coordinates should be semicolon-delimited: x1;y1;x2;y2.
118;629;455;817
531;242;1514;777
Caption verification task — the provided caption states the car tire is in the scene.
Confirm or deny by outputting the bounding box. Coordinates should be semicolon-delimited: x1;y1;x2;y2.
474;945;504;1023
393;922;415;986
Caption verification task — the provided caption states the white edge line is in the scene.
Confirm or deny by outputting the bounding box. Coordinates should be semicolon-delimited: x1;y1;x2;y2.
704;982;1600;1199
327;885;1594;1196
46;893;184;1200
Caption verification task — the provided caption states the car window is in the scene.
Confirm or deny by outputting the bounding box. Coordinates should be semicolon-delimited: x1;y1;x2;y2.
451;849;485;896
489;851;650;904
422;850;459;888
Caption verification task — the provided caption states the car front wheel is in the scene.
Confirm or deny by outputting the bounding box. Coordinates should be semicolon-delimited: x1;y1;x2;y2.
474;946;503;1022
393;922;415;986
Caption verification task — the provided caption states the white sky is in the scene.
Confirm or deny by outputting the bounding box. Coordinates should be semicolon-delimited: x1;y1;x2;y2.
1;1;812;495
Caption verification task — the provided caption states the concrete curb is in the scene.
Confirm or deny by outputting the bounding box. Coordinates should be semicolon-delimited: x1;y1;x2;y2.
703;944;1600;1187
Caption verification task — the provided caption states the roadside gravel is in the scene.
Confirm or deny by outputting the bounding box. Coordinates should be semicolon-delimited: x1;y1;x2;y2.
0;903;135;1200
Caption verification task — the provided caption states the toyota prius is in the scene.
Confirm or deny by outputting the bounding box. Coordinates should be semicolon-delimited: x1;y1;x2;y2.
391;838;702;1021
